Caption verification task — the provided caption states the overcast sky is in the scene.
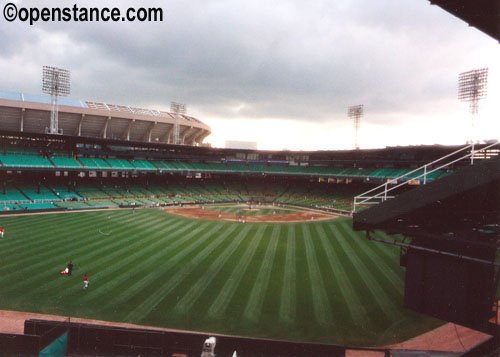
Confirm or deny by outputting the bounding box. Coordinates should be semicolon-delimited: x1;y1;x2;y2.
1;0;499;150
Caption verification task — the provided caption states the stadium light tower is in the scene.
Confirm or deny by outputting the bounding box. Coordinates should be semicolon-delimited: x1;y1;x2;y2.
348;104;363;150
170;101;186;145
458;68;488;164
42;66;70;135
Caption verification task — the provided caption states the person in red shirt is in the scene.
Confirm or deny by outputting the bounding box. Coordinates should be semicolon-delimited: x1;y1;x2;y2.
83;273;89;290
0;227;4;238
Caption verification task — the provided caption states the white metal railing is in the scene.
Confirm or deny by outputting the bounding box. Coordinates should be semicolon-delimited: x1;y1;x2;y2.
353;141;500;212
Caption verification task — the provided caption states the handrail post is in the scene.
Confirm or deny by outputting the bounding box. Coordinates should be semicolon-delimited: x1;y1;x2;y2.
471;142;475;165
384;183;388;201
424;165;427;185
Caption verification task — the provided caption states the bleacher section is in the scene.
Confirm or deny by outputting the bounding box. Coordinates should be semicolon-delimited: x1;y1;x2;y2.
17;202;57;210
21;185;60;202
0;185;29;203
50;186;83;201
50;156;81;169
78;158;110;170
105;158;135;170
75;185;110;199
131;160;156;171
0;204;18;211
0;154;53;168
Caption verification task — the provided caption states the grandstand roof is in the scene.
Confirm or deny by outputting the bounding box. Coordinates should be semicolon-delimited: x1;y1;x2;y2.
0;91;211;146
429;0;500;42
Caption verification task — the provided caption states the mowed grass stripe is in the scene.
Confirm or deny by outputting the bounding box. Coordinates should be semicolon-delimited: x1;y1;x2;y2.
0;214;81;246
322;221;394;333
259;225;287;322
39;213;186;298
0;210;149;283
313;223;368;328
0;210;96;234
122;222;240;322
294;225;316;325
169;224;255;318
339;222;404;294
0;211;130;266
243;224;280;322
3;211;170;294
330;223;403;322
368;230;407;279
302;224;334;326
79;217;191;304
279;225;296;323
0;210;148;266
102;219;222;317
141;223;244;322
206;224;269;318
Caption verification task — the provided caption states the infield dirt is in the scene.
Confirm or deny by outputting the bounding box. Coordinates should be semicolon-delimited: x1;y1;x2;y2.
164;206;337;223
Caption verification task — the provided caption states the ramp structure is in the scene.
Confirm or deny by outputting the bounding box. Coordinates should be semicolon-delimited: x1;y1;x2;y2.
354;154;500;333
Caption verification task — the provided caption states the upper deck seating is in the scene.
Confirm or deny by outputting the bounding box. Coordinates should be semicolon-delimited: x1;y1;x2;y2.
51;156;82;169
0;154;53;168
78;157;111;169
105;158;135;170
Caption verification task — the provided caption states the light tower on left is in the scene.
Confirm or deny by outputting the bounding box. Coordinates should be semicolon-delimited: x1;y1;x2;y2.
42;66;71;135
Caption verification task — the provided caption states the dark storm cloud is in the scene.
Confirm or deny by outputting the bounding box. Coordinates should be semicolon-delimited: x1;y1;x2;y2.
0;0;495;123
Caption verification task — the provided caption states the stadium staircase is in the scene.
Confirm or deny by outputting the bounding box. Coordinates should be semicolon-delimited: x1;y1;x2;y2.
353;141;500;212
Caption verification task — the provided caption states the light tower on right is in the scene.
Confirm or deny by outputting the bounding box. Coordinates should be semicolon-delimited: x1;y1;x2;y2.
458;68;488;164
348;104;363;150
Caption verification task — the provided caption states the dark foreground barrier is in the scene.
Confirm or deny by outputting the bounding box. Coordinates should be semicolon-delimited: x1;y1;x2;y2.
0;333;40;355
0;323;67;356
29;318;497;356
25;319;357;356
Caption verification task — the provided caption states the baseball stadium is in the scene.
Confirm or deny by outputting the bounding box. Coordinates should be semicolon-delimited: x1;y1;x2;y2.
0;1;499;357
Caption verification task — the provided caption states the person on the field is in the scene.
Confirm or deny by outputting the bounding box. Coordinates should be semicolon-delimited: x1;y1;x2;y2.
0;227;4;238
83;273;89;290
67;261;73;276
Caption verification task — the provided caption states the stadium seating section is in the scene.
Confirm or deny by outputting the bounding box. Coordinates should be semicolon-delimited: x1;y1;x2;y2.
0;154;53;168
51;156;82;169
0;175;367;213
0;146;454;213
0;147;450;185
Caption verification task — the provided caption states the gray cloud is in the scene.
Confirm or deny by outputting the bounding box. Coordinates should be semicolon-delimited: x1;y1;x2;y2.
0;0;497;127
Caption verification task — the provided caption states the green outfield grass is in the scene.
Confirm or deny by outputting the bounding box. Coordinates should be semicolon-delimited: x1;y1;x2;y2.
0;208;442;346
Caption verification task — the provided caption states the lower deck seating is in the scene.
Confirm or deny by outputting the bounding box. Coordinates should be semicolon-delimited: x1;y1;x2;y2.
0;179;363;213
20;185;60;202
0;186;29;203
50;186;83;200
0;204;19;211
17;202;57;210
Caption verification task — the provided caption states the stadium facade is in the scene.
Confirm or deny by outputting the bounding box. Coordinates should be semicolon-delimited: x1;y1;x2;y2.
0;91;211;146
